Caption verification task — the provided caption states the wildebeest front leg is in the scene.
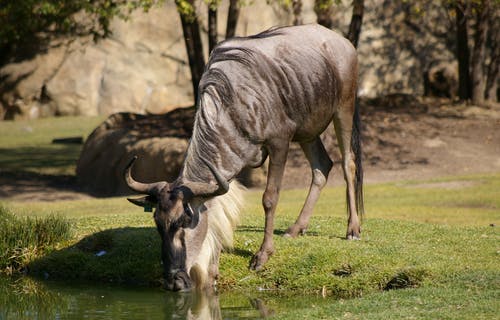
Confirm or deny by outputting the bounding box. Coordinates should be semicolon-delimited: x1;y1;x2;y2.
249;140;289;271
284;138;333;237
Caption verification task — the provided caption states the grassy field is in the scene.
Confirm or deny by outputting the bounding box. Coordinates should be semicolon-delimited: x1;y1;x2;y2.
0;116;104;175
1;116;499;319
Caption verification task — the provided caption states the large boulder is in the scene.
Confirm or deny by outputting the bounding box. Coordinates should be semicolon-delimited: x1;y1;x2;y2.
76;107;267;196
76;108;194;196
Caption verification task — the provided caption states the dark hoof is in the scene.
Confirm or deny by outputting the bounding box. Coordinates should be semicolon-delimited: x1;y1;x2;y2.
249;251;271;271
346;225;361;240
283;226;306;238
346;234;361;240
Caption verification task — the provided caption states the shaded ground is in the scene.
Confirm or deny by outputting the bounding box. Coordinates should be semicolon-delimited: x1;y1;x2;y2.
1;96;499;201
284;95;500;188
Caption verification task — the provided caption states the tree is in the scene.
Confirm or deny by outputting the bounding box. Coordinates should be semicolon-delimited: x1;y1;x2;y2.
347;0;364;48
453;0;498;103
207;0;218;53
314;0;335;29
175;0;242;104
485;6;499;101
292;0;303;26
404;0;499;103
175;0;205;103
289;0;364;49
0;0;157;65
455;1;472;100
470;0;491;104
226;0;240;38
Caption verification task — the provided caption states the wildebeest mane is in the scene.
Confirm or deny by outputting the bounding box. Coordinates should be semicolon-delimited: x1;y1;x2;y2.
190;182;244;289
199;44;261;109
246;26;286;39
199;67;235;108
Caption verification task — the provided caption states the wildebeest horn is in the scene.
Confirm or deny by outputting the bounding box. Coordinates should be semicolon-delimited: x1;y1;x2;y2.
124;156;168;195
183;158;229;198
203;158;230;194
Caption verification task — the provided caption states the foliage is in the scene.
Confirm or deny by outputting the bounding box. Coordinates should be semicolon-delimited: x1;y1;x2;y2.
0;0;159;63
0;205;72;274
175;0;196;20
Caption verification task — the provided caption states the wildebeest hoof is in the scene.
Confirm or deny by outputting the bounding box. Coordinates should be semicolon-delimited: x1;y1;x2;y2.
249;251;271;271
346;225;361;240
283;226;306;238
346;233;361;240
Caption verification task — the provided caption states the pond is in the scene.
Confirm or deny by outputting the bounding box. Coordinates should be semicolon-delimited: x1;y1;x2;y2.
0;276;331;319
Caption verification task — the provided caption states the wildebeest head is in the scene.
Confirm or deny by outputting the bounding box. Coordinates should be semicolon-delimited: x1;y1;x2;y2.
124;156;228;291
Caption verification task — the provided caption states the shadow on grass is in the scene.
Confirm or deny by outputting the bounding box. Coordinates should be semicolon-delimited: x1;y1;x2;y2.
230;248;254;258
28;227;163;286
0;145;81;172
0;144;85;199
237;225;320;237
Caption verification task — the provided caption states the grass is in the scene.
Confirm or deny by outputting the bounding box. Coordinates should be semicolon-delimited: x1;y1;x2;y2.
0;116;499;318
1;178;497;318
2;176;498;290
0;116;103;175
0;206;72;274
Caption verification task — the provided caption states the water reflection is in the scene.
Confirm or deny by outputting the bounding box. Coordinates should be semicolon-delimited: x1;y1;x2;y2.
165;291;222;319
0;276;279;319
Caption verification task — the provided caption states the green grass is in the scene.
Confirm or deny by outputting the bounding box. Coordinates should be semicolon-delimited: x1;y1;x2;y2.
1;177;497;318
0;116;103;175
0;206;72;273
0;116;499;318
2;175;498;291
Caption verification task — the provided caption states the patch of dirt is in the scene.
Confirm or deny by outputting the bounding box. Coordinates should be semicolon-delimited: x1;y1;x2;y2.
1;96;499;201
282;96;500;188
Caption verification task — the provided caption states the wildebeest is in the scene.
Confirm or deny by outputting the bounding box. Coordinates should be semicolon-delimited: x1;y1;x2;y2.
125;24;363;291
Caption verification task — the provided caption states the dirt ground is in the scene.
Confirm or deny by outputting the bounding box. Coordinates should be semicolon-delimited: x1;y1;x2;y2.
283;95;500;188
1;96;499;202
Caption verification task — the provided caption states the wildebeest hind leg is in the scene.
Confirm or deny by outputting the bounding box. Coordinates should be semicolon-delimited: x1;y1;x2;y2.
333;107;361;240
249;139;289;271
284;137;332;237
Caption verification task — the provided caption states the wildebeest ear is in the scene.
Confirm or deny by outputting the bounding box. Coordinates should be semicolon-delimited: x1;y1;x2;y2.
127;195;157;212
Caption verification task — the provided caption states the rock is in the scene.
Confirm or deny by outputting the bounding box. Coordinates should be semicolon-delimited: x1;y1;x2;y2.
424;61;458;98
76;108;194;196
76;106;268;196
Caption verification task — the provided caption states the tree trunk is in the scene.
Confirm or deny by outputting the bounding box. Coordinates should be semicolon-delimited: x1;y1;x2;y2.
470;0;490;105
347;0;364;48
314;0;333;29
175;0;205;104
485;4;499;102
292;0;303;26
455;1;471;101
226;0;240;39
208;2;218;53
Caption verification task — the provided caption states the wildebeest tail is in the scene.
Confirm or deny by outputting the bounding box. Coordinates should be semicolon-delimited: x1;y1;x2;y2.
351;99;364;217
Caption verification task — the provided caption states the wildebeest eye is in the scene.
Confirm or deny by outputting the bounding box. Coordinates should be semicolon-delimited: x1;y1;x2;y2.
183;203;193;218
177;203;198;228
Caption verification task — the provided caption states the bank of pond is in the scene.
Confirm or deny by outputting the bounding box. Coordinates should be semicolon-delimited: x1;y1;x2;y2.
0;175;499;318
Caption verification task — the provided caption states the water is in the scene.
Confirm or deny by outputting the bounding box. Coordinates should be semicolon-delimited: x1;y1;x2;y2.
0;276;327;319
